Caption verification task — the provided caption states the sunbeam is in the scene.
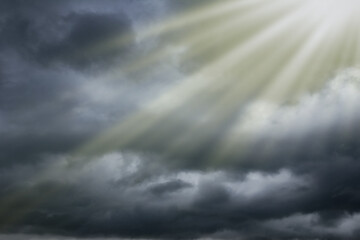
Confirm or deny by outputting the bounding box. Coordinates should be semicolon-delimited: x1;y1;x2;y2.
2;1;360;237
66;0;360;165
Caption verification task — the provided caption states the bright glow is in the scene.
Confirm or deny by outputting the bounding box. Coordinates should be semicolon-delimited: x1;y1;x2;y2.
302;0;360;26
75;0;360;162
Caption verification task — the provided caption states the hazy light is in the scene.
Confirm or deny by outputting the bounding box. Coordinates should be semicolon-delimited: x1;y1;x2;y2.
302;0;360;26
3;0;360;226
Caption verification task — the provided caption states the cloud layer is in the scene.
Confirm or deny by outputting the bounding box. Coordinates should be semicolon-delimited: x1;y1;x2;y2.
1;1;360;240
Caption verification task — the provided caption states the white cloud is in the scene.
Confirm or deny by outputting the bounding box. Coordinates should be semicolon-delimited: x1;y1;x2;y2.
234;68;360;141
225;169;309;199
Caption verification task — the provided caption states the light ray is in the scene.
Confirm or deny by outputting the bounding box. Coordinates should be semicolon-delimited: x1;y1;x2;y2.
86;0;271;58
2;0;360;229
74;5;310;159
116;0;292;76
206;19;323;164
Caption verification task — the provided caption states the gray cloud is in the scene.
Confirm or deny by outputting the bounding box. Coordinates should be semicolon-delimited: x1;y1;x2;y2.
3;149;357;239
0;0;134;69
1;1;360;240
0;152;313;238
0;0;180;167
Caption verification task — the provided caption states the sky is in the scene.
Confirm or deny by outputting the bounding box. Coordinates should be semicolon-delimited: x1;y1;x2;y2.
1;0;360;239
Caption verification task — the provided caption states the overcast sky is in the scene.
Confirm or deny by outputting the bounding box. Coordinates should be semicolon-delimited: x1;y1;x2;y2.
1;1;360;240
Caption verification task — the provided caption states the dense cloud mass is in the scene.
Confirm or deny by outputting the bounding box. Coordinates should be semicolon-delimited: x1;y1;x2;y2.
1;1;360;240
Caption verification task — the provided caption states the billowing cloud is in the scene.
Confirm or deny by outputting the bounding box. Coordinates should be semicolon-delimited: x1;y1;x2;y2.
0;151;312;238
0;0;182;168
263;212;360;239
1;1;360;240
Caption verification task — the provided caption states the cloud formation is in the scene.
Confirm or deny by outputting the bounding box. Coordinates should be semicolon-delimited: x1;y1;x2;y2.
1;1;360;240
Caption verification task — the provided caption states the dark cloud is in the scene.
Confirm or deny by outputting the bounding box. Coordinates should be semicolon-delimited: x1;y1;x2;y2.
0;151;359;239
1;1;360;240
38;13;134;69
0;1;134;70
148;179;192;196
0;0;170;167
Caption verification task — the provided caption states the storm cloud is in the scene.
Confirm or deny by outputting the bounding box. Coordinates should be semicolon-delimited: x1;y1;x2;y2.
1;1;360;240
